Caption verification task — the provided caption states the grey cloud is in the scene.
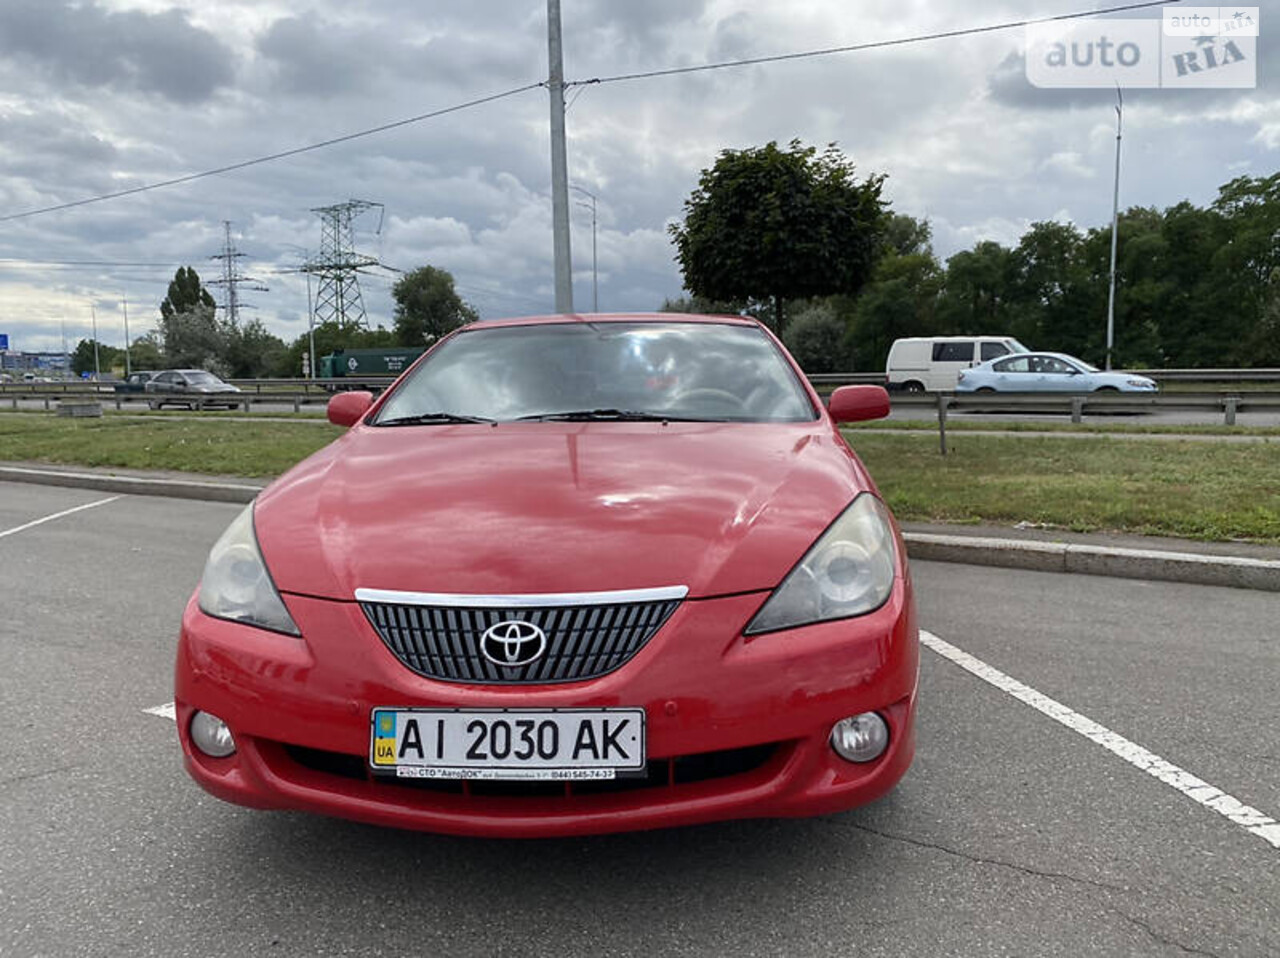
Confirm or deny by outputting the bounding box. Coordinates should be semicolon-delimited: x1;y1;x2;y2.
255;14;539;99
255;17;372;97
0;113;118;166
0;0;234;103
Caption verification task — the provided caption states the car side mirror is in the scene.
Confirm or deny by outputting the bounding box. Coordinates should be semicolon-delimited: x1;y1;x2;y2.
828;385;891;424
328;391;374;427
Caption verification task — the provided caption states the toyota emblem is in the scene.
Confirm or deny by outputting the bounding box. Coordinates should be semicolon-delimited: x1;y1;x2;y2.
480;620;547;667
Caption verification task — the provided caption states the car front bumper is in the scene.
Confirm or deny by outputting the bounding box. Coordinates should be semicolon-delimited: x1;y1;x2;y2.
175;582;918;837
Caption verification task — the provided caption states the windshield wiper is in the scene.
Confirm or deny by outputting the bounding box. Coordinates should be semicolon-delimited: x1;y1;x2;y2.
515;408;711;423
375;412;495;426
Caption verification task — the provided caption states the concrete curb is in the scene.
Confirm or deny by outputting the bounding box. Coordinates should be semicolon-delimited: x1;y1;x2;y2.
903;532;1280;593
4;464;1278;593
0;465;262;504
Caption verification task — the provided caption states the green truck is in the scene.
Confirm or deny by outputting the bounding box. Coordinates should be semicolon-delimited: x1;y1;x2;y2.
319;347;427;383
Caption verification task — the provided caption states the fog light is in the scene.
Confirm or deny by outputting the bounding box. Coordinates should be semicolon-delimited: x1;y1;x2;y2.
190;710;236;758
830;713;889;763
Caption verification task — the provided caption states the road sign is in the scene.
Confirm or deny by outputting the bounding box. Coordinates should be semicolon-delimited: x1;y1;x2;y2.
0;334;9;350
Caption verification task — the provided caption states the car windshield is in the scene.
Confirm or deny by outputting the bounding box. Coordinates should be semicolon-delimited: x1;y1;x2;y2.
186;372;221;385
374;321;816;424
1008;339;1030;353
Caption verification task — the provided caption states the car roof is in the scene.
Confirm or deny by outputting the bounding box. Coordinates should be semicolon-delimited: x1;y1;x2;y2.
987;352;1085;364
464;312;759;330
894;335;1017;343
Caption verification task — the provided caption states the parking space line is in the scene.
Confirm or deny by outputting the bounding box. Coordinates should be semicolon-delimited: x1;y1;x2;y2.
0;495;122;540
143;703;176;722
921;629;1280;851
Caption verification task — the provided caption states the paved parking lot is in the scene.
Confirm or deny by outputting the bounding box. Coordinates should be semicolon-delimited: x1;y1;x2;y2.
1;482;1276;957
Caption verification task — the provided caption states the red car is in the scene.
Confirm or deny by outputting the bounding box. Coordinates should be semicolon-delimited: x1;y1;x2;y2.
176;314;918;837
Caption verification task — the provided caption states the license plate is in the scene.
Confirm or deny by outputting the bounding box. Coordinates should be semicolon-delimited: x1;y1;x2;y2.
369;708;646;780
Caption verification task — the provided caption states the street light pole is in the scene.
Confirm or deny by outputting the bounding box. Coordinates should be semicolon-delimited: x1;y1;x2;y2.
1106;86;1123;371
570;185;598;313
306;272;316;379
90;305;100;380
122;293;131;375
547;0;574;313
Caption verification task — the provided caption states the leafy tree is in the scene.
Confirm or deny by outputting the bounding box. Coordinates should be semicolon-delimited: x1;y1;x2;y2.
782;301;854;373
70;338;124;376
127;333;164;371
1009;220;1090;351
848;252;945;372
670;140;887;331
882;213;933;258
1211;173;1280;365
391;266;478;346
657;294;744;315
158;304;228;375
225;319;289;379
160;267;217;320
935;241;1019;335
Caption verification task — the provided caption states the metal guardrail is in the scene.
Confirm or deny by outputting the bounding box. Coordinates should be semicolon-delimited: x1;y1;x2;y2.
0;378;393;395
5;369;1279;396
808;369;1280;388
3;380;1279;424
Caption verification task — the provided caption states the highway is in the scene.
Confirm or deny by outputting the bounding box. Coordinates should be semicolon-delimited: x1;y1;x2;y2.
5;393;1280;428
1;482;1276;957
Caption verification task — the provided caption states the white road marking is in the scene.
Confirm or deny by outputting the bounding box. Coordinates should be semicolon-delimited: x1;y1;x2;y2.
0;495;122;539
921;629;1280;851
143;702;176;722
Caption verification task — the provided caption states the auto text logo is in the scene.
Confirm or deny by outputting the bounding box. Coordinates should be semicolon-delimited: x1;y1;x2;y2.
1025;7;1257;88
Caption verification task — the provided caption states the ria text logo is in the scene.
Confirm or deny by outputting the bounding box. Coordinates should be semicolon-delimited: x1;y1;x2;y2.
1026;10;1257;89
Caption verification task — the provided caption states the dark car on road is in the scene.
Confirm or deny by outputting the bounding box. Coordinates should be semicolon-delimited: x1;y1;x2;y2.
113;371;159;395
144;369;242;410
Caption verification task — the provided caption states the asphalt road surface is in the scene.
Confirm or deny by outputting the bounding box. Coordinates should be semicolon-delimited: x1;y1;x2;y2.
1;483;1276;957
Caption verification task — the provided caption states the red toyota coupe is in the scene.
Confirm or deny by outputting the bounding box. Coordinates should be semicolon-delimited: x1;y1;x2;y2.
175;314;919;836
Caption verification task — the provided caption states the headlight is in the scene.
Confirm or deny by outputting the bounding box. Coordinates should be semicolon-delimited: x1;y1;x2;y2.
198;504;300;635
745;494;897;635
1127;379;1155;389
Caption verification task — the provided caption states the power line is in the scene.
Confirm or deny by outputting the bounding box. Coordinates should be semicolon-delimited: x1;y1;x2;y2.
0;259;182;269
565;0;1177;87
0;82;544;225
0;1;1177;231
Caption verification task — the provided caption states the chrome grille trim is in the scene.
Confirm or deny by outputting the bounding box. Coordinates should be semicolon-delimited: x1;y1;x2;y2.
355;585;688;608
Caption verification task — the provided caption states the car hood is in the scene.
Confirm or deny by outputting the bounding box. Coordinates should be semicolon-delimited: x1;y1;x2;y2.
255;422;876;601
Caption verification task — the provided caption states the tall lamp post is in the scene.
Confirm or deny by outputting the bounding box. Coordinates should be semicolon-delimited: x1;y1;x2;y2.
122;293;131;376
1106;86;1123;371
570;185;598;313
547;0;573;313
90;305;100;380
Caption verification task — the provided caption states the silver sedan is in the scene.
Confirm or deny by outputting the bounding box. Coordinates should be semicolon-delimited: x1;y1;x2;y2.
956;352;1158;393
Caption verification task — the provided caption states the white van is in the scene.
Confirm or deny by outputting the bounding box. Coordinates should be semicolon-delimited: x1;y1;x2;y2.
885;336;1029;392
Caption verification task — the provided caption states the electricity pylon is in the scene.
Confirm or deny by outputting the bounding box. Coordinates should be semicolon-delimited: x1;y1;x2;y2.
300;200;386;329
209;220;268;327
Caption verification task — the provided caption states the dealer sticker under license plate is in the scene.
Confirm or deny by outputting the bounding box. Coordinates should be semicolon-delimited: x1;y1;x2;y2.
370;708;646;780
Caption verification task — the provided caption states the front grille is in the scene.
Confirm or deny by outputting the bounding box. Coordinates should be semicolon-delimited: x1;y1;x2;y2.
281;742;781;798
360;599;680;684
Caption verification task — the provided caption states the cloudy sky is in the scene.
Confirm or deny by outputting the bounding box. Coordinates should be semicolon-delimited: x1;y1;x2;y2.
0;0;1274;355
